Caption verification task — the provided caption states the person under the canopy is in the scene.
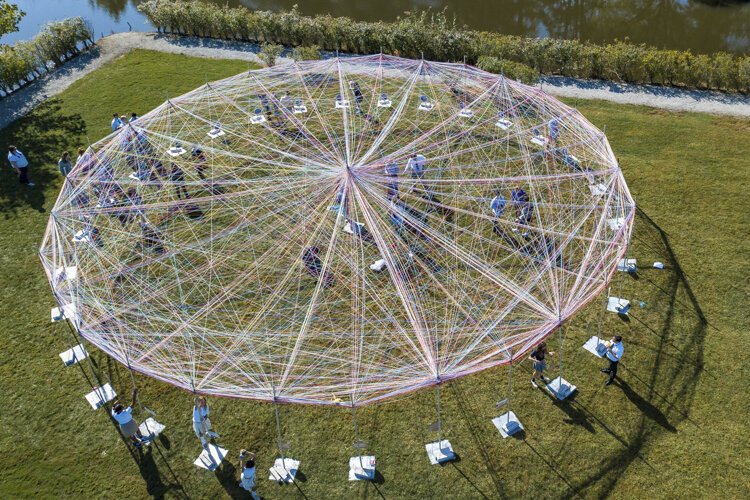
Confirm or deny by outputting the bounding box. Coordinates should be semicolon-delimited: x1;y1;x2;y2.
490;190;507;237
405;153;427;181
302;246;334;286
385;161;399;200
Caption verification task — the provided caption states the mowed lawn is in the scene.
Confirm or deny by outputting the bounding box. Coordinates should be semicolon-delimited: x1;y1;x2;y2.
0;49;748;499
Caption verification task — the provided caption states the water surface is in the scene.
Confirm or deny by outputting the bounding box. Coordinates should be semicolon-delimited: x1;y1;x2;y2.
2;0;749;55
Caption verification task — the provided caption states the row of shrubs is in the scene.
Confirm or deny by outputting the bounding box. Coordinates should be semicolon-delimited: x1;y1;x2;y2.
0;17;95;97
138;0;750;92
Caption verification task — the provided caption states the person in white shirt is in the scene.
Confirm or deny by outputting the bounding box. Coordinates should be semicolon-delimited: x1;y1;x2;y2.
7;145;34;187
404;153;426;179
192;396;219;448
76;147;88;165
238;449;260;499
600;335;624;386
111;113;123;131
111;388;146;447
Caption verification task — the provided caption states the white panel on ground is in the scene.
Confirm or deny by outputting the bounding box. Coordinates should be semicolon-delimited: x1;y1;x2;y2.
607;296;630;314
139;417;166;438
492;411;524;438
85;383;116;409
425;440;456;465
54;266;78;283
589;183;607;196
582;336;607;358
617;258;637;272
268;458;300;483
59;343;87;366
348;456;376;481
72;229;92;244
546;376;577;400
607;218;625;231
51;303;77;322
194;443;228;471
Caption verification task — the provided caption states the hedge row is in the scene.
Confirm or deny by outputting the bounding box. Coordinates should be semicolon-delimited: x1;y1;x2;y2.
138;0;750;93
0;17;94;97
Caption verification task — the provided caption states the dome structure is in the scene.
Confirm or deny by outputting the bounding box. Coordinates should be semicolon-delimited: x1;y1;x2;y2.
40;55;634;406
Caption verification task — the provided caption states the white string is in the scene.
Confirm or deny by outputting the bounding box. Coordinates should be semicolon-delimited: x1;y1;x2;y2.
40;55;635;406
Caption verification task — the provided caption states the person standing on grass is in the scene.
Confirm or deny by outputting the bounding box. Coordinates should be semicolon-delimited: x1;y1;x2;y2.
58;151;72;177
601;335;624;386
129;112;138;123
238;449;260;499
404;153;427;191
112;388;146;447
530;342;554;388
193;396;220;448
170;162;189;199
7;146;34;187
76;148;88;165
111;113;123;131
490;189;506;236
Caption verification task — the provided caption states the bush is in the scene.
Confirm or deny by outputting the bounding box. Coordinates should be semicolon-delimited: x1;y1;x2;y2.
135;0;748;93
0;17;93;97
476;56;540;85
739;57;750;93
258;42;283;67
292;45;321;62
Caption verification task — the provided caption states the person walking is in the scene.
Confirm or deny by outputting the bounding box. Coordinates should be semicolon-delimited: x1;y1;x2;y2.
58;151;73;177
112;388;147;447
7;146;34;187
529;342;554;388
600;335;624;386
238;449;260;499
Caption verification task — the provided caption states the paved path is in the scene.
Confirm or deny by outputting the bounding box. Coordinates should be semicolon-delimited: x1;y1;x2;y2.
2;32;749;130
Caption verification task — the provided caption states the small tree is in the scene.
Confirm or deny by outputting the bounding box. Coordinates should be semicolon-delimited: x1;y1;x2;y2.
259;42;283;67
291;45;320;61
0;0;24;37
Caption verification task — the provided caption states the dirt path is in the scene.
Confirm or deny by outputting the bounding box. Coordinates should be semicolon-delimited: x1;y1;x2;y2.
2;31;749;131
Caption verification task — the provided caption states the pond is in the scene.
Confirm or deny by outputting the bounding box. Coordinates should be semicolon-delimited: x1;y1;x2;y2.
2;0;749;55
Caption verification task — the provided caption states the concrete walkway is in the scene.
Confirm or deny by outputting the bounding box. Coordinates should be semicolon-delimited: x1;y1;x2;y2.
1;32;749;130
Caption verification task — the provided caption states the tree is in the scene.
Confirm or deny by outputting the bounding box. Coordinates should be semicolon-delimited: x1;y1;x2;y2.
0;1;25;37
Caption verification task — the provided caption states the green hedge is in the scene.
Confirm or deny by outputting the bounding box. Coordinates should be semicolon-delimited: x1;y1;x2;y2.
475;56;539;85
138;0;750;93
0;17;94;97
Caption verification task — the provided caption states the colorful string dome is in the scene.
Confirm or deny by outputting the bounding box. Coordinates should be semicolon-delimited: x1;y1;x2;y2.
40;55;634;406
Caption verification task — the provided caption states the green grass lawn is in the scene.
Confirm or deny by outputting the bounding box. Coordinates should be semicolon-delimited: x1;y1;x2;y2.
1;49;748;499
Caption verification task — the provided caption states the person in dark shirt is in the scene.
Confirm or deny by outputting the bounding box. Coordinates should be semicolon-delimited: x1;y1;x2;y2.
529;342;555;388
302;246;334;286
170;162;189;199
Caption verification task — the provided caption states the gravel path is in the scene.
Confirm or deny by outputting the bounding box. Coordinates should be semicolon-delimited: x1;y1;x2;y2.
2;32;749;130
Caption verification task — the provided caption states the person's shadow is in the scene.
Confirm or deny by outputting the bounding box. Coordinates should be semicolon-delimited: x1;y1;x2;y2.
214;460;247;499
135;445;186;498
615;379;677;433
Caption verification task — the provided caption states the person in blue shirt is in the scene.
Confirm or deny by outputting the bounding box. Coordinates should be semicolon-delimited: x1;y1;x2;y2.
511;187;528;212
600;335;624;386
111;113;123;131
490;190;506;236
385;162;399;200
